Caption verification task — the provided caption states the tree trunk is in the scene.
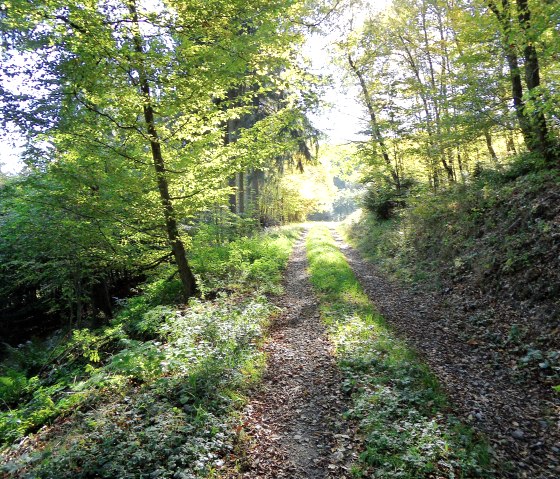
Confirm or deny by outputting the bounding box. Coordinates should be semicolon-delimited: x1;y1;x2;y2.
488;0;556;164
347;54;400;190
421;5;455;184
237;171;244;215
73;271;83;329
251;169;261;207
506;131;517;154
399;38;454;184
128;0;197;300
487;1;533;147
516;0;554;163
228;176;237;213
91;279;112;327
457;149;466;182
484;129;499;163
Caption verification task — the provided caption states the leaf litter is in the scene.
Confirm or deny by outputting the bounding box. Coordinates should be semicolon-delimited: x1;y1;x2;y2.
330;227;559;479
223;229;356;478
223;226;559;479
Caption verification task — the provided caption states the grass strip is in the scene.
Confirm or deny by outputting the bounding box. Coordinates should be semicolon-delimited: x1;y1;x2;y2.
306;225;494;479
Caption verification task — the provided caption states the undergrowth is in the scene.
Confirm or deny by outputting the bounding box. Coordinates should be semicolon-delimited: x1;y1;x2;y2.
343;164;560;383
306;226;494;478
0;225;301;478
345;165;560;293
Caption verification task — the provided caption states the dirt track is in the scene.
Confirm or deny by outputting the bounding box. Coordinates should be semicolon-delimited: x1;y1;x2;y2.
229;229;355;478
227;225;559;479
331;227;559;479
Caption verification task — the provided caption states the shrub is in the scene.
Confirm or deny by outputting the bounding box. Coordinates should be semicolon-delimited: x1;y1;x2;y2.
362;179;416;221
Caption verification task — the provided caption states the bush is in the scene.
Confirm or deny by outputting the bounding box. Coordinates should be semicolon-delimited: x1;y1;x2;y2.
0;370;29;407
362;179;416;221
190;225;300;294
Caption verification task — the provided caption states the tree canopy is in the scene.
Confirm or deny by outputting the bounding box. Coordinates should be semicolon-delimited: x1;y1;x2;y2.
0;0;322;331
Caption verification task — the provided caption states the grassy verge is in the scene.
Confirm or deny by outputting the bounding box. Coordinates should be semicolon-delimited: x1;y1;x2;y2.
0;226;301;478
306;225;493;478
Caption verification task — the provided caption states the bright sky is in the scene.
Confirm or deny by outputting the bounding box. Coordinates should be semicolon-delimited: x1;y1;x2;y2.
0;0;392;175
0;136;24;175
305;0;392;146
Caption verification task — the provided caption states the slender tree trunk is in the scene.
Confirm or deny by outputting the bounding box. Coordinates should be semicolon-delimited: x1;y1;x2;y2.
506;131;517;154
516;0;554;162
225;112;240;213
228;176;237;213
484;129;499;163
73;271;83;328
347;54;400;190
433;164;440;191
457;149;466;183
421;5;454;183
488;0;556;164
436;8;458;184
236;172;245;215
91;279;112;327
506;50;534;147
487;1;533;148
224;117;237;213
243;172;250;214
128;0;197;300
251;169;261;205
399;38;454;183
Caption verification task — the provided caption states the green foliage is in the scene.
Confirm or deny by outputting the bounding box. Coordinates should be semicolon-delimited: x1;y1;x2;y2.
336;0;558;194
306;226;493;478
0;0;319;334
0;226;299;477
7;293;274;478
362;179;417;221
191;224;301;295
115;282;184;339
348;163;560;287
0;370;29;407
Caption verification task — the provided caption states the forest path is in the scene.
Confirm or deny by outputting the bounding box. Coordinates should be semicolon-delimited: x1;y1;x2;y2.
329;227;560;479
227;228;355;478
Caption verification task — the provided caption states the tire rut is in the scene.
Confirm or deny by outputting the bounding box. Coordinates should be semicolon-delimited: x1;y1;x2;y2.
229;229;355;479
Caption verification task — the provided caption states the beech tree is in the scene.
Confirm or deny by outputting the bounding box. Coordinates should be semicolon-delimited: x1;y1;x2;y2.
335;0;558;194
485;0;558;164
0;0;316;302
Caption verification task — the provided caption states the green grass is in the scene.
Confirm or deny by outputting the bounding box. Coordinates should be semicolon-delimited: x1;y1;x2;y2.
306;226;494;478
0;226;302;478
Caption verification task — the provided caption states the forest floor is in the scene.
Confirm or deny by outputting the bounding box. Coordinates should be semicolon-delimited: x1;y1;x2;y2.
231;225;558;479
331;228;559;479
224;229;356;478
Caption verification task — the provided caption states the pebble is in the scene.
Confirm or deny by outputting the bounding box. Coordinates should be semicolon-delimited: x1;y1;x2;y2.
512;429;525;440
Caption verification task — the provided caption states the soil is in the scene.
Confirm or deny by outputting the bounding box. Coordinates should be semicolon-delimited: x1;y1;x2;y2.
330;227;560;479
225;229;356;478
